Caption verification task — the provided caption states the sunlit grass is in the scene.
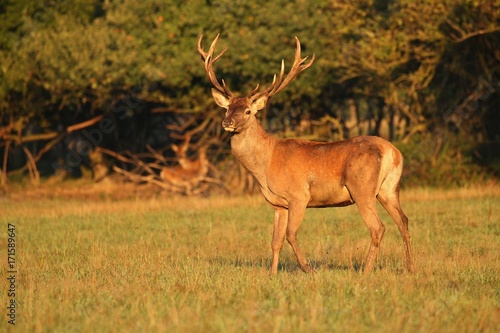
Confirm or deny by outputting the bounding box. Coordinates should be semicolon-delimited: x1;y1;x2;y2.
0;185;499;332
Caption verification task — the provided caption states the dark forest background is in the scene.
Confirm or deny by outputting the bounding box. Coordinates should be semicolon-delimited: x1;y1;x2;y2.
1;0;499;193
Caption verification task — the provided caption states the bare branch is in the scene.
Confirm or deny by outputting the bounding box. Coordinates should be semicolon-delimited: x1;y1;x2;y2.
66;114;105;133
445;18;500;43
21;146;40;185
112;166;184;193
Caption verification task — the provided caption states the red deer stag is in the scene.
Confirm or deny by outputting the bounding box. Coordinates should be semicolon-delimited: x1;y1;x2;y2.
198;34;415;274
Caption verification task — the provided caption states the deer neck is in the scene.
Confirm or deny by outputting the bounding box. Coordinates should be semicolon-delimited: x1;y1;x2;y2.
230;119;276;181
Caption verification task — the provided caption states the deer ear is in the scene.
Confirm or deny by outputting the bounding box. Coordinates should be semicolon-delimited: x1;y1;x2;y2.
211;89;230;108
252;95;268;112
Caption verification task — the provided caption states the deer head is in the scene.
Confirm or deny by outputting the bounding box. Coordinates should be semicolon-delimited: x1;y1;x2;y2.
197;34;315;133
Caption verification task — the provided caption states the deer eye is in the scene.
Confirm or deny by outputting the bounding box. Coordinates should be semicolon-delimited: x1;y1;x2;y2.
245;109;251;115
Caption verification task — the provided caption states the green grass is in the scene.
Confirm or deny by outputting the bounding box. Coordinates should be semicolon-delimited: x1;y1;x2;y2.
1;186;499;332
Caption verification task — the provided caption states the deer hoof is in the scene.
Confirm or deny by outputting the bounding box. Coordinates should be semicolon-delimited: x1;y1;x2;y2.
301;264;316;274
407;263;416;274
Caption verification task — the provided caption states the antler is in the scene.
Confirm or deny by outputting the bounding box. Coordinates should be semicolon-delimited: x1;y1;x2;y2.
197;34;235;98
252;37;315;100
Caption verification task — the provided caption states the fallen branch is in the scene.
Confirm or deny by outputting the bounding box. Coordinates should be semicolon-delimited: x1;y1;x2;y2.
112;166;184;193
21;146;40;185
67;115;104;132
2;114;105;144
95;147;135;164
1;140;10;187
6;114;109;177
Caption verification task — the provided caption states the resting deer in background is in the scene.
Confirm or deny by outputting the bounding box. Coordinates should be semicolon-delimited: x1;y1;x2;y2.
160;131;210;195
198;34;415;274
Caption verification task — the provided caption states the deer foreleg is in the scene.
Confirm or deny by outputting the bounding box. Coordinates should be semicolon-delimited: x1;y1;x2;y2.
271;208;288;275
287;201;315;273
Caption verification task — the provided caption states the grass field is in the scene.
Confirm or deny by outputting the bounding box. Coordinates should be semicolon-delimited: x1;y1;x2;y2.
1;185;499;332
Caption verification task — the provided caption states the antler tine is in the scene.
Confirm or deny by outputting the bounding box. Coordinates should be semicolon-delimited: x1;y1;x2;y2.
254;37;315;100
198;34;235;98
248;84;260;96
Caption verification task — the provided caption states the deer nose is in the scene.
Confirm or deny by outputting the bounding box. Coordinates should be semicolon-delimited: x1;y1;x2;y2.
222;118;234;128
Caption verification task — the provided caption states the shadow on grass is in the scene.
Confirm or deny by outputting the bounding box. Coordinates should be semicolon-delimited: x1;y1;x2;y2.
210;255;409;274
209;256;366;273
309;260;364;273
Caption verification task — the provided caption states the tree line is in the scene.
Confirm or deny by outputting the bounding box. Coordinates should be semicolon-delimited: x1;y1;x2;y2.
0;0;499;191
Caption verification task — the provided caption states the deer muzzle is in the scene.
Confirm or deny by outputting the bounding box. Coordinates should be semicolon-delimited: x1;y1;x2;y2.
222;118;236;132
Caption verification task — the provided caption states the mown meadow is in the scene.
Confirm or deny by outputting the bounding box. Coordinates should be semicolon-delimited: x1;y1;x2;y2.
0;185;499;332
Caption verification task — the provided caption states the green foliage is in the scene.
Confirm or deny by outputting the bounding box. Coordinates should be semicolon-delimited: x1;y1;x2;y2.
0;0;498;186
397;132;492;187
18;16;139;105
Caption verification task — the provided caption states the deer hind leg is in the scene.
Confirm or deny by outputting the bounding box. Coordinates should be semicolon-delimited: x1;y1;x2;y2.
377;188;416;273
354;198;386;273
271;208;288;275
286;201;314;273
